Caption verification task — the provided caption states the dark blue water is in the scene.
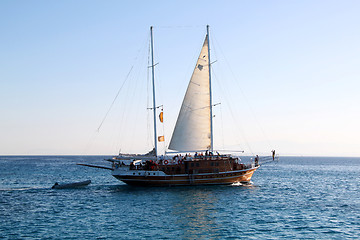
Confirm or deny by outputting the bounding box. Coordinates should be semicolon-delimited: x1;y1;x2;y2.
0;156;359;239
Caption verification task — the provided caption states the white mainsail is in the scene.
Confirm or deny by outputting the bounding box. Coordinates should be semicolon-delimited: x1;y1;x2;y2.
168;35;211;151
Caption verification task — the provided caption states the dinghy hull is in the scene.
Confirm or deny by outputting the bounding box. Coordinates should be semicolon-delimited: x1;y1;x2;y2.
52;180;91;189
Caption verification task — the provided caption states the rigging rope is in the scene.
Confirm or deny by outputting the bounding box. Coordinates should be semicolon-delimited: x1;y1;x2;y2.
212;33;275;152
212;69;254;155
146;36;152;149
96;65;134;132
155;25;206;29
96;32;150;138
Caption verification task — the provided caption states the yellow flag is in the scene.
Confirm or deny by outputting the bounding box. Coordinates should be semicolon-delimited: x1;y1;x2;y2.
158;136;164;142
159;112;163;123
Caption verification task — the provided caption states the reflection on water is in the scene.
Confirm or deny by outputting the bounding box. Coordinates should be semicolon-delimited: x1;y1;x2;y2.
173;188;218;239
109;182;260;239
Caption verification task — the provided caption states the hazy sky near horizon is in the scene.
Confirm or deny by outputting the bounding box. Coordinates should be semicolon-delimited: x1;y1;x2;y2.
1;1;360;156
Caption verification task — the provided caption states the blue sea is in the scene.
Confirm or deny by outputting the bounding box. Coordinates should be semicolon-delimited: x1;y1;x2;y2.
0;156;359;239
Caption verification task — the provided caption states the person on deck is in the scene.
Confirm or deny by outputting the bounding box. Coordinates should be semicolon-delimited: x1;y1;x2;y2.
255;155;259;166
272;150;275;160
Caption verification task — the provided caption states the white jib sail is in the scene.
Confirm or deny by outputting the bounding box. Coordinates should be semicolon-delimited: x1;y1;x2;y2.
168;35;211;151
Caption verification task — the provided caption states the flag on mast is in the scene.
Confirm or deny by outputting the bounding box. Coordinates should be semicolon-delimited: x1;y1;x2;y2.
159;112;163;123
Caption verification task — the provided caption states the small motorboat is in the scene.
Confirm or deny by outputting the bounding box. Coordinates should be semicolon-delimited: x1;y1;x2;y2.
51;180;91;189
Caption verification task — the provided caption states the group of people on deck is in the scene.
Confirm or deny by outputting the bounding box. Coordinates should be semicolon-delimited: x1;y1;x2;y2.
172;153;190;163
194;150;219;157
124;149;276;170
157;150;221;165
130;159;158;170
158;154;190;165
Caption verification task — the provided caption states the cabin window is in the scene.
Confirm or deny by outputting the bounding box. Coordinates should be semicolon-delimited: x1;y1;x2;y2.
191;163;194;167
216;162;219;166
211;162;214;166
153;173;156;175
133;173;135;175
196;163;199;167
172;167;175;171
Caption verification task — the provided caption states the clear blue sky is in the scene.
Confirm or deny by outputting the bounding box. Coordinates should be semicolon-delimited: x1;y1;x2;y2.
1;1;359;156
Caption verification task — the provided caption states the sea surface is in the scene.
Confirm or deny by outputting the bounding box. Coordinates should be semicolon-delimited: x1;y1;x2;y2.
0;156;359;239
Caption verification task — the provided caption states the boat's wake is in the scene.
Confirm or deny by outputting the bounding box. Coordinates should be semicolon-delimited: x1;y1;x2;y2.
231;181;255;188
0;187;48;191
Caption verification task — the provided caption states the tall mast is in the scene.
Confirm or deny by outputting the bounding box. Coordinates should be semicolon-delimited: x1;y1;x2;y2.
207;25;214;152
150;26;157;156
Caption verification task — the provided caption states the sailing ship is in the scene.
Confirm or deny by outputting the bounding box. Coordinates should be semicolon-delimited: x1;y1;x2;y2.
80;26;273;186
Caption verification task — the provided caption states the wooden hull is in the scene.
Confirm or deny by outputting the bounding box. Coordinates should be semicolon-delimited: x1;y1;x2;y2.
112;167;258;187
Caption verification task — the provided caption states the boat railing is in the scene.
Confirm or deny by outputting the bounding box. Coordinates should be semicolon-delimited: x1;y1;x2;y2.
258;155;279;164
114;154;260;171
